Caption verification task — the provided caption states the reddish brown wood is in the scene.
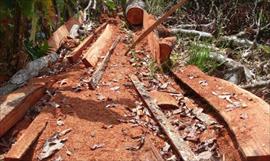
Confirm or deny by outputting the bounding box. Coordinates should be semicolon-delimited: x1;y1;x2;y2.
66;22;108;63
5;112;52;160
82;24;113;67
149;90;178;109
48;17;80;52
0;81;54;137
173;65;270;161
143;11;160;63
126;0;145;25
159;36;176;63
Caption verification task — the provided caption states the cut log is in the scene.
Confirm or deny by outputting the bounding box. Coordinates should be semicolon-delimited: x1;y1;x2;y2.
82;24;113;67
143;11;160;63
172;65;270;161
48;17;81;52
0;81;54;137
4;112;52;160
149;90;178;109
88;36;121;89
129;74;199;161
159;36;177;63
66;22;108;63
125;0;146;25
0;54;58;96
124;0;189;55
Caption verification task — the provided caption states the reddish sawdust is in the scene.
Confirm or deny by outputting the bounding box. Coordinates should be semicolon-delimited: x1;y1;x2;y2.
2;18;242;161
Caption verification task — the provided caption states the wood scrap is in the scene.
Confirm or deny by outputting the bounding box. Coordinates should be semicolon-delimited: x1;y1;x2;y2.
159;36;177;63
129;74;199;161
4;112;52;160
145;137;165;161
126;0;146;25
88;36;121;89
0;81;54;137
149;90;178;109
172;65;270;161
82;24;113;67
124;0;189;55
48;17;81;52
66;22;108;63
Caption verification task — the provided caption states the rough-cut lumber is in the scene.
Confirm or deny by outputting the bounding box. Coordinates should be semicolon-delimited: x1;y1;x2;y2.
0;54;58;96
124;0;189;55
82;24;113;67
159;36;177;63
0;81;54;137
172;65;270;161
143;11;160;63
4;112;52;160
88;36;121;89
129;74;198;161
48;17;81;51
126;0;146;25
66;22;108;63
149;90;178;109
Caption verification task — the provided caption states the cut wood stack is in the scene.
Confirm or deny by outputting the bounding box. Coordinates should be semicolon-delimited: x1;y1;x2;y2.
0;81;54;137
82;24;114;67
66;22;108;63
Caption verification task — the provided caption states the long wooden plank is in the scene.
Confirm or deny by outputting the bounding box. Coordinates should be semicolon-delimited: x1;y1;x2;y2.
82;24;113;67
88;36;121;89
66;22;108;63
172;65;270;161
124;0;189;55
4;112;52;160
143;11;161;64
129;74;198;161
0;82;53;137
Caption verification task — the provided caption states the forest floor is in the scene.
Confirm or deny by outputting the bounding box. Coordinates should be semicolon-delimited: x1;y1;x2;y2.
0;17;247;161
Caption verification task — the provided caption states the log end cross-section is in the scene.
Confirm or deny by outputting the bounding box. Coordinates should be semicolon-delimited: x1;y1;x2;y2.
172;65;270;161
126;0;146;25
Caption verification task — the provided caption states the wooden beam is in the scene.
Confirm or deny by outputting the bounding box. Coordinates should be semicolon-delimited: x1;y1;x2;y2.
88;36;121;89
129;74;198;161
124;0;189;55
143;11;161;64
0;81;54;137
66;22;108;63
4;112;52;160
172;65;270;161
82;24;113;67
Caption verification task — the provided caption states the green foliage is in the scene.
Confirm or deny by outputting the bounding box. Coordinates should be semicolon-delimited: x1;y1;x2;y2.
104;0;117;11
24;41;51;60
188;43;218;72
145;0;167;16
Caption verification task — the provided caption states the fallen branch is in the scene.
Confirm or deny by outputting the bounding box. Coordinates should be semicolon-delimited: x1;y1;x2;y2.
88;36;121;89
170;28;213;38
0;54;59;95
129;74;198;161
240;80;270;89
209;52;255;83
124;0;190;55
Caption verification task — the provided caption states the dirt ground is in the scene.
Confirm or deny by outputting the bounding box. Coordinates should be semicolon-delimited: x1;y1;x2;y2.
1;18;243;161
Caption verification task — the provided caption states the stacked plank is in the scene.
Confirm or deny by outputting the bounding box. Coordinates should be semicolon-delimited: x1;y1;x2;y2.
172;65;270;161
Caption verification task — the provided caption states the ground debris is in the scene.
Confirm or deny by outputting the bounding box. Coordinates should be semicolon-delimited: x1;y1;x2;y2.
90;143;105;150
38;128;72;160
126;135;145;151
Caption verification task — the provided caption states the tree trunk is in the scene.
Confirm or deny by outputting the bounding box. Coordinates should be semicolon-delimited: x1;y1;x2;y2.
125;0;146;25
